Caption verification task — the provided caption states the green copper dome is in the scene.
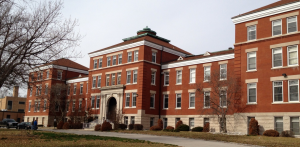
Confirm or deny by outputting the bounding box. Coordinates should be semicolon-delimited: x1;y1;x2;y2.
137;26;157;35
122;26;170;43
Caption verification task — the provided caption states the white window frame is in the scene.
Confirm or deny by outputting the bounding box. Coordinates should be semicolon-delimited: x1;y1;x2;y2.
247;25;256;41
46;71;49;79
96;95;100;108
91;96;95;108
151;71;156;85
150;94;155;108
152;52;156;63
220;64;227;80
288;80;299;102
28;102;31;112
247;52;256;71
189;118;195;128
93;59;97;69
189;92;195;108
190;68;196;83
79;100;82;111
117;72;121;85
287;45;298;66
73;85;76;95
43;100;47;111
247;83;257;104
220;91;227;108
97;76;101;88
176;93;181;109
99;58;102;68
57;71;62;80
163;94;168;109
80;84;83;94
107;56;111;67
176;70;182;84
118;54;122;64
112;55;116;65
287;16;298;33
125;93;130;107
106;74;110;86
92;77;96;88
132;93;136;107
272;19;282;36
45;85;48;95
128;52;132;63
126;71;131;84
30;88;32;96
134;50;138;61
111;73;115;85
273;81;283;103
72;100;75;112
164;72;169;86
204;66;211;81
272;48;283;68
133;70;137;84
204;91;210;108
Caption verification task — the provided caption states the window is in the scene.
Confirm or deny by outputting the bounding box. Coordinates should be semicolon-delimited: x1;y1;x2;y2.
46;71;49;79
275;117;283;134
273;48;282;67
163;94;168;109
45;85;48;95
28;102;31;112
93;60;97;69
132;93;136;107
117;72;121;84
72;101;75;112
288;45;298;66
204;118;210;126
79;101;82;111
124;116;128;125
204;92;210;108
43;100;47;111
151;71;156;85
126;71;131;84
247;83;257;103
40;72;43;80
247;25;256;40
150;117;154;127
111;73;115;85
273;81;283;102
18;109;24;112
152;52;156;62
34;101;37;112
133;70;137;84
131;116;135;124
99;58;102;68
118;54;122;64
35;86;38;96
204;67;211;81
37;72;40;80
128;52;132;62
247;52;256;70
175;118;180;124
176;70;182;84
220;91;227;107
150;94;155;108
73;85;76;95
112;55;117;65
289;80;299;102
91;96;95;108
190;69;196;83
164;72;169;85
106;74;110;86
189;93;195;108
67;85;70;95
176;94;181;108
290;117;300;135
7;101;12;110
220;64;227;80
272;19;282;36
125;93;130;107
80;84;83;94
66;101;69;112
19;101;25;104
86;83;88;93
107;57;111;67
96;95;100;108
287;16;297;33
57;71;62;80
134;50;138;61
163;118;167;129
189;118;194;128
39;85;42;95
30;88;32;96
97;76;101;87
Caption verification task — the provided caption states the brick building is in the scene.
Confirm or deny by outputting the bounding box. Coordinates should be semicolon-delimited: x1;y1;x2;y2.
25;0;300;135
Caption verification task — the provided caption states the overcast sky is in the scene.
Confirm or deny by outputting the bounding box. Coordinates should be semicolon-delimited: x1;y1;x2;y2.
62;0;277;68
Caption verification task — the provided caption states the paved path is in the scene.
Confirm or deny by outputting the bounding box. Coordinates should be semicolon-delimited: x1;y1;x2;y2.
40;129;252;147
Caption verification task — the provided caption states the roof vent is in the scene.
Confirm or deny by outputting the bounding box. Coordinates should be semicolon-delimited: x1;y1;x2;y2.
228;47;233;50
177;56;183;61
204;51;210;56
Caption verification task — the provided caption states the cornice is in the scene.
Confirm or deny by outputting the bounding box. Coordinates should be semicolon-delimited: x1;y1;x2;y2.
232;2;300;24
29;65;89;75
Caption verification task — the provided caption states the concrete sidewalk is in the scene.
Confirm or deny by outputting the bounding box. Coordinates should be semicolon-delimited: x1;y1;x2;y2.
40;129;253;147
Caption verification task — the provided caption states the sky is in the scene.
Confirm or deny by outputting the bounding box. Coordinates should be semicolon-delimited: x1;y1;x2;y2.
13;0;279;96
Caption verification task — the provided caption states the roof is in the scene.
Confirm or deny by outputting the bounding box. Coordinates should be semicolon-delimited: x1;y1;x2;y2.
232;0;299;19
164;49;234;64
67;74;89;80
42;58;89;71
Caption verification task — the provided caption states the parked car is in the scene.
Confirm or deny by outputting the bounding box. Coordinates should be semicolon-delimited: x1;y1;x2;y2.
0;119;18;129
17;122;33;130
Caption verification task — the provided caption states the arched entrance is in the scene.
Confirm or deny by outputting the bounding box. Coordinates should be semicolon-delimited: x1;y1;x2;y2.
106;97;117;121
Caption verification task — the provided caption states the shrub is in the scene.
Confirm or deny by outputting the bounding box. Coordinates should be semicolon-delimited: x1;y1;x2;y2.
281;130;294;137
73;123;83;129
150;125;162;131
249;118;259;135
175;120;183;129
166;126;174;131
263;130;279;137
57;121;64;129
177;124;189;131
118;124;127;130
192;127;203;132
67;119;74;129
203;123;210;132
157;119;163;129
94;124;101;131
133;124;143;130
128;124;134;130
101;121;112;131
62;122;70;129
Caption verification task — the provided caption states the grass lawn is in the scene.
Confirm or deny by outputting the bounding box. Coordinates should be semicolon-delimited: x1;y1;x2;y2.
0;129;175;147
114;130;300;147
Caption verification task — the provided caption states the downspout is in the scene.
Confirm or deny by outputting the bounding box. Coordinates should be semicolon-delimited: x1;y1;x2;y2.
158;47;164;119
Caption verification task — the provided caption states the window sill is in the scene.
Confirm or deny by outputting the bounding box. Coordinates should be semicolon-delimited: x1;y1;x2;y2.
125;107;134;109
189;82;195;84
272;102;300;104
163;85;169;87
220;79;227;81
175;84;182;85
271;65;299;70
151;84;156;86
92;88;97;89
162;108;168;110
188;107;195;109
246;103;257;105
175;108;181;109
126;83;132;85
203;81;210;83
96;108;100;109
246;70;257;72
247;39;257;42
132;83;137;85
203;107;210;109
150;107;155;109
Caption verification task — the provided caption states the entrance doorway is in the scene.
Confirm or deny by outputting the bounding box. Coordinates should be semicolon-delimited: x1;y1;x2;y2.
107;97;117;121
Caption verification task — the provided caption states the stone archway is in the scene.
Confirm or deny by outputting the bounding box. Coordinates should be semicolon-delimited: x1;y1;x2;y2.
106;97;117;121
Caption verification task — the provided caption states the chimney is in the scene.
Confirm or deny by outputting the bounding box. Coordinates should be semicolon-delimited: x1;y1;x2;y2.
13;86;19;97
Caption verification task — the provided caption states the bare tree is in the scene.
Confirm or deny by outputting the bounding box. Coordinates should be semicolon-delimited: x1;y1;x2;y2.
196;70;242;133
0;0;81;89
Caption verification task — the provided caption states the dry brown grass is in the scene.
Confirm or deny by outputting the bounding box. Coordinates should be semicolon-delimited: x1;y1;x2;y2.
0;129;175;147
114;130;300;147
